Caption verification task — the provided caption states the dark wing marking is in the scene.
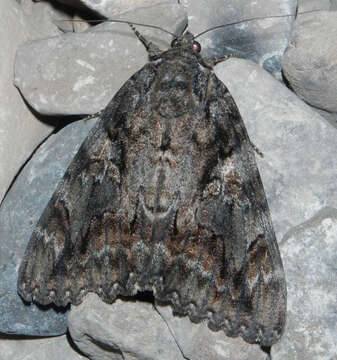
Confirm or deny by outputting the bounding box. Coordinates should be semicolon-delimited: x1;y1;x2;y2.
17;63;158;307
149;73;286;346
18;58;286;346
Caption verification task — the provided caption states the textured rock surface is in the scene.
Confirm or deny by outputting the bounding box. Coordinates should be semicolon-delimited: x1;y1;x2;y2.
297;0;337;11
0;118;98;335
19;0;72;37
182;0;297;79
0;0;57;203
68;294;185;360
14;3;187;116
0;334;87;360
156;305;266;359
273;208;337;359
0;266;68;336
283;12;337;115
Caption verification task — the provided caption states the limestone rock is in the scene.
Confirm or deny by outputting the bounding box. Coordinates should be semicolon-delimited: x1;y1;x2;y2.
283;12;337;114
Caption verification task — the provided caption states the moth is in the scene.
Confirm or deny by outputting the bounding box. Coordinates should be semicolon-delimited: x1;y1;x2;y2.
18;22;286;347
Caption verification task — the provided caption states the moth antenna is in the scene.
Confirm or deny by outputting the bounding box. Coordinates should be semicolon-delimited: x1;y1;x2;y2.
194;9;328;39
58;18;177;37
128;23;162;57
128;23;152;50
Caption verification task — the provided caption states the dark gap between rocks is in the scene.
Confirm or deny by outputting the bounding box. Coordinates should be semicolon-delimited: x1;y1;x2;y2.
119;290;155;304
261;345;271;359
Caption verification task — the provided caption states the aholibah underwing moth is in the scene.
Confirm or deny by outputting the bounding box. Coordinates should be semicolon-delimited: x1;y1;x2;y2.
17;21;287;347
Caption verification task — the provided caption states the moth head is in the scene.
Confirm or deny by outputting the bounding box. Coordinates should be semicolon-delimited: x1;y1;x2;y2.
171;31;201;53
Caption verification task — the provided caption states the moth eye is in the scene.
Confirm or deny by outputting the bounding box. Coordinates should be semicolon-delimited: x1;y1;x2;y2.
193;41;201;53
171;39;179;48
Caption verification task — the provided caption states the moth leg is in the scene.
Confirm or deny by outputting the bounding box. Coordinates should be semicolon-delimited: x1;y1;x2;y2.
82;109;104;121
129;24;162;58
201;54;232;68
212;54;232;65
250;140;264;158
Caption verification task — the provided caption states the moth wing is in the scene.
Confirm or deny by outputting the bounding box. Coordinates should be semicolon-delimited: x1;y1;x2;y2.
153;73;286;346
204;74;287;346
209;74;287;346
17;66;154;307
18;60;285;346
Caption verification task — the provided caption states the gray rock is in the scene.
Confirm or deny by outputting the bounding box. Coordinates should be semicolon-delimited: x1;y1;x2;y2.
273;208;337;360
156;305;266;360
0;334;87;360
68;293;185;360
19;0;71;38
181;0;297;79
55;13;92;33
0;117;98;335
282;12;337;113
0;266;67;336
316;107;337;129
0;0;55;204
14;3;187;116
297;0;336;12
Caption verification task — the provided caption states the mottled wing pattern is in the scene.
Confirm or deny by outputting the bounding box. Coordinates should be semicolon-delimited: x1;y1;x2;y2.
17;64;158;307
150;73;286;346
18;49;286;347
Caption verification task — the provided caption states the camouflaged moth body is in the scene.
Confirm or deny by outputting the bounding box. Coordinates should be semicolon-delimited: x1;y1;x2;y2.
18;27;286;347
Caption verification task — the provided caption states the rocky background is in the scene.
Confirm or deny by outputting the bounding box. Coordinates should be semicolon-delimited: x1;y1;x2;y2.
0;0;336;359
